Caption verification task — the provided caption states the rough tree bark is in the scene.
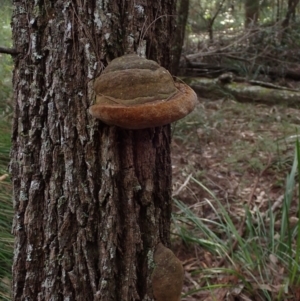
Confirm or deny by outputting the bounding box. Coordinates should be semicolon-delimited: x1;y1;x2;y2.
10;0;175;300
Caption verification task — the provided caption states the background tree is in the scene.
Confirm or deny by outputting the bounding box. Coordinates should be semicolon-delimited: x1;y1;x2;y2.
282;0;300;27
10;0;175;300
206;0;226;42
171;0;190;74
245;0;260;27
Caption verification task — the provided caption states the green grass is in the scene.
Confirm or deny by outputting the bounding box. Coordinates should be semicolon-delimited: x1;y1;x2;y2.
173;141;300;300
0;120;13;301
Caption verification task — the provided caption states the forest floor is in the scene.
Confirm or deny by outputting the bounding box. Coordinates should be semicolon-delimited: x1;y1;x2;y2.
171;94;300;301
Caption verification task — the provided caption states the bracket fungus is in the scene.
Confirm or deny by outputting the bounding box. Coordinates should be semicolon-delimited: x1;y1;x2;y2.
151;243;184;301
89;54;197;129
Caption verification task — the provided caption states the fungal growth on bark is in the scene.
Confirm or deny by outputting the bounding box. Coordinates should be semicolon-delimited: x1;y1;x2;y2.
89;54;197;129
151;243;184;301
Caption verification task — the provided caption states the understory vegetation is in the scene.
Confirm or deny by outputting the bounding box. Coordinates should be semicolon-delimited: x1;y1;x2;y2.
171;1;300;298
182;0;300;88
0;1;13;300
172;100;300;299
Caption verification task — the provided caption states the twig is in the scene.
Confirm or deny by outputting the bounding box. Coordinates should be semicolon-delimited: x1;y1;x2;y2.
254;194;284;223
172;173;193;197
186;30;255;60
249;80;300;92
0;174;9;181
140;14;176;44
215;156;272;268
0;46;18;55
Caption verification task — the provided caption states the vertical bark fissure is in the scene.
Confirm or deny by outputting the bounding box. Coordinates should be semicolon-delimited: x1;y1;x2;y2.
11;0;176;300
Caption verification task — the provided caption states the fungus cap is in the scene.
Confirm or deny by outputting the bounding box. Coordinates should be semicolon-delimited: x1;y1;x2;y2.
89;54;197;129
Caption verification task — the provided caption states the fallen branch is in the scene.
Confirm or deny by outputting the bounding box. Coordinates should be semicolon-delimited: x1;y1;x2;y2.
0;46;18;55
182;58;300;80
172;173;193;197
185;76;300;107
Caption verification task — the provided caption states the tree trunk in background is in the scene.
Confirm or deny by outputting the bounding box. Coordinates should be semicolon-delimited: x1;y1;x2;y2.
276;0;280;21
245;0;259;27
207;0;226;42
171;0;189;75
282;0;300;27
10;1;175;300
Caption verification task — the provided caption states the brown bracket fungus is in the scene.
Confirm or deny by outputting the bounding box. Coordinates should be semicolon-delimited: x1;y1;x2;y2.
151;243;184;301
89;54;197;129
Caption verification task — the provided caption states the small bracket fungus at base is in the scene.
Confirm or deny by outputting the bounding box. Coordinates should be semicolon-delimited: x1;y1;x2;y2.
151;243;184;301
89;54;197;129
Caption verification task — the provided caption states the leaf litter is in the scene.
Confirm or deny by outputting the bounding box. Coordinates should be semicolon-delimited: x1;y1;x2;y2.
171;97;300;301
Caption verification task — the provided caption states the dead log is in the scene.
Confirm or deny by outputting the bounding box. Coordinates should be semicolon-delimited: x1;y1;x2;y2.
268;66;300;80
185;76;300;107
181;58;300;80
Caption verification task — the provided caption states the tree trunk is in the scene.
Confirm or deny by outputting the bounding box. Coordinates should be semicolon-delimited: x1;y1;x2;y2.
207;0;225;43
245;0;259;28
282;0;300;27
171;0;189;75
10;1;175;300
